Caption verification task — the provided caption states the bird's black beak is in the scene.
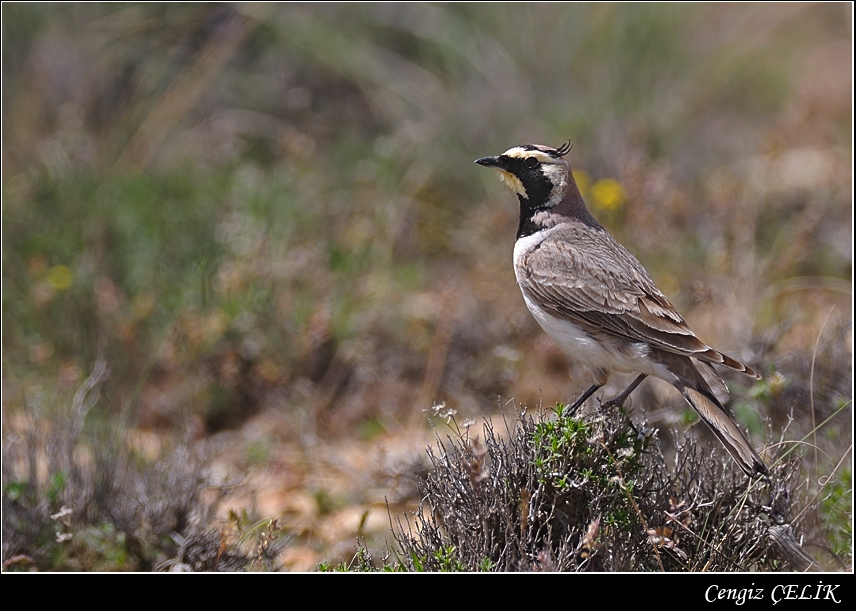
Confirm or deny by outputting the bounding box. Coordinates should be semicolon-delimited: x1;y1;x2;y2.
474;155;502;169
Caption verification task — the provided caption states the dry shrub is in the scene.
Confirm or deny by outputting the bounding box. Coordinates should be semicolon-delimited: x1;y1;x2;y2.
389;402;820;572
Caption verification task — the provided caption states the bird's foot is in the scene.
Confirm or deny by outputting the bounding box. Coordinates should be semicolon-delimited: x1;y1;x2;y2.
599;374;648;412
600;396;628;411
566;384;603;416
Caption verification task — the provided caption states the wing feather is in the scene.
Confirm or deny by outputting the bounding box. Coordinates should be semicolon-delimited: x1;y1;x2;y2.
518;225;757;377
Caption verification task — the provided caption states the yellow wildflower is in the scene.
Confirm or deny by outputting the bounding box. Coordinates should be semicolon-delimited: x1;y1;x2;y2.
46;265;73;291
590;178;627;211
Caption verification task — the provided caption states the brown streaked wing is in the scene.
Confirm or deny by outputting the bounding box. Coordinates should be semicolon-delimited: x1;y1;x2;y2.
520;229;729;363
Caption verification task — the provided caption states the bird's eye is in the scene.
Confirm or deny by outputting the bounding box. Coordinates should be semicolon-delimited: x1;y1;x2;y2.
525;157;538;168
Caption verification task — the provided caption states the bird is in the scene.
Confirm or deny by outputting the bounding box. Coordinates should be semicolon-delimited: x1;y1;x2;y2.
475;141;768;477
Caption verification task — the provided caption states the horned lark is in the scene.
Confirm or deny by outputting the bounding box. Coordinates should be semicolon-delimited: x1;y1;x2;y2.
476;142;768;477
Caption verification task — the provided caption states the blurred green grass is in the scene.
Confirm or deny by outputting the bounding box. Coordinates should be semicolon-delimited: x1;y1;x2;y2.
2;3;851;570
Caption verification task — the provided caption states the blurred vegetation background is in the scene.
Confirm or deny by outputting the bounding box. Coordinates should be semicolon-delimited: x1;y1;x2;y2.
2;3;851;571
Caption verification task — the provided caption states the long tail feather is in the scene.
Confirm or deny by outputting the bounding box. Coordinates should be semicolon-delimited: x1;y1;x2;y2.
678;384;768;477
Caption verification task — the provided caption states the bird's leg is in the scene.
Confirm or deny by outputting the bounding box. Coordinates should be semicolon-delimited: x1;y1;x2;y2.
601;374;648;410
566;384;603;416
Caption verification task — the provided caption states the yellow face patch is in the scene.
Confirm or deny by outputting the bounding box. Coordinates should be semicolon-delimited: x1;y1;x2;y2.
497;146;570;206
493;147;558;197
497;169;527;197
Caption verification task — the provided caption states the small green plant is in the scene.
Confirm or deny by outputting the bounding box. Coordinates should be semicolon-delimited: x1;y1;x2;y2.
433;546;466;572
317;545;407;572
533;403;591;474
822;466;852;560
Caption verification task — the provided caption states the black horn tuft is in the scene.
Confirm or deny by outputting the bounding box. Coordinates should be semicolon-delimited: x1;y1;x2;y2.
554;140;573;157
